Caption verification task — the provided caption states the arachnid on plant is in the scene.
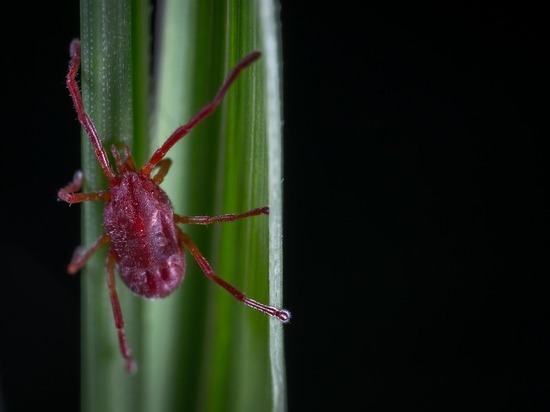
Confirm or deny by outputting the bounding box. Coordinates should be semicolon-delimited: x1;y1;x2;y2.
58;39;290;373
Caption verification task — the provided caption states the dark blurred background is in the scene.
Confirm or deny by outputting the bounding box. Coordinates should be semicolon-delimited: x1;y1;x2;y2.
1;2;548;411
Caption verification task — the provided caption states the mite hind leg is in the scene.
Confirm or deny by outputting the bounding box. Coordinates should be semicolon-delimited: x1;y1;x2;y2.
106;250;137;374
67;233;109;274
178;229;290;322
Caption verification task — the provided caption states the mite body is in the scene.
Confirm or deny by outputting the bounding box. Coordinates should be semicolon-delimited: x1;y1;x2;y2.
104;168;185;299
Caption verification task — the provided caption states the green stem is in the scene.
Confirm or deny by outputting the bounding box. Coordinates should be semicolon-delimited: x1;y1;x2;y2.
77;0;286;411
79;0;149;411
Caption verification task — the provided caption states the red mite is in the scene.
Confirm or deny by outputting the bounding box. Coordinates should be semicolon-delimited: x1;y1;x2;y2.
58;39;290;373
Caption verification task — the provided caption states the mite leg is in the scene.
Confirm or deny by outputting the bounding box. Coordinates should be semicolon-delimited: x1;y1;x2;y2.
141;51;261;176
178;229;290;323
151;158;173;184
67;233;109;274
122;146;137;171
106;251;137;374
67;39;115;180
110;145;138;174
174;206;268;225
58;170;110;204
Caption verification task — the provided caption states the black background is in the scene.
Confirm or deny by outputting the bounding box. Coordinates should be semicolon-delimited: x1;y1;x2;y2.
1;2;548;411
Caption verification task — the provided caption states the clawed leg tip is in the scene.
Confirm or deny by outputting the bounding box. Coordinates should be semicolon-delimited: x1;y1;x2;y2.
277;309;291;323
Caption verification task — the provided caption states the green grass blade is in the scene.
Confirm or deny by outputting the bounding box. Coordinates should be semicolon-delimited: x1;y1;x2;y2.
79;0;150;411
77;0;286;411
150;1;287;411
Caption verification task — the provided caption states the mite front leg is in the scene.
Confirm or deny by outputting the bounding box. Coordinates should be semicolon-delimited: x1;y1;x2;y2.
174;206;269;225
106;251;137;374
140;51;262;177
67;39;116;180
58;170;110;204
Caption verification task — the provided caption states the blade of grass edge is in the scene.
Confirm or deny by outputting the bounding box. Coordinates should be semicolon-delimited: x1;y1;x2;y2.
259;2;288;411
